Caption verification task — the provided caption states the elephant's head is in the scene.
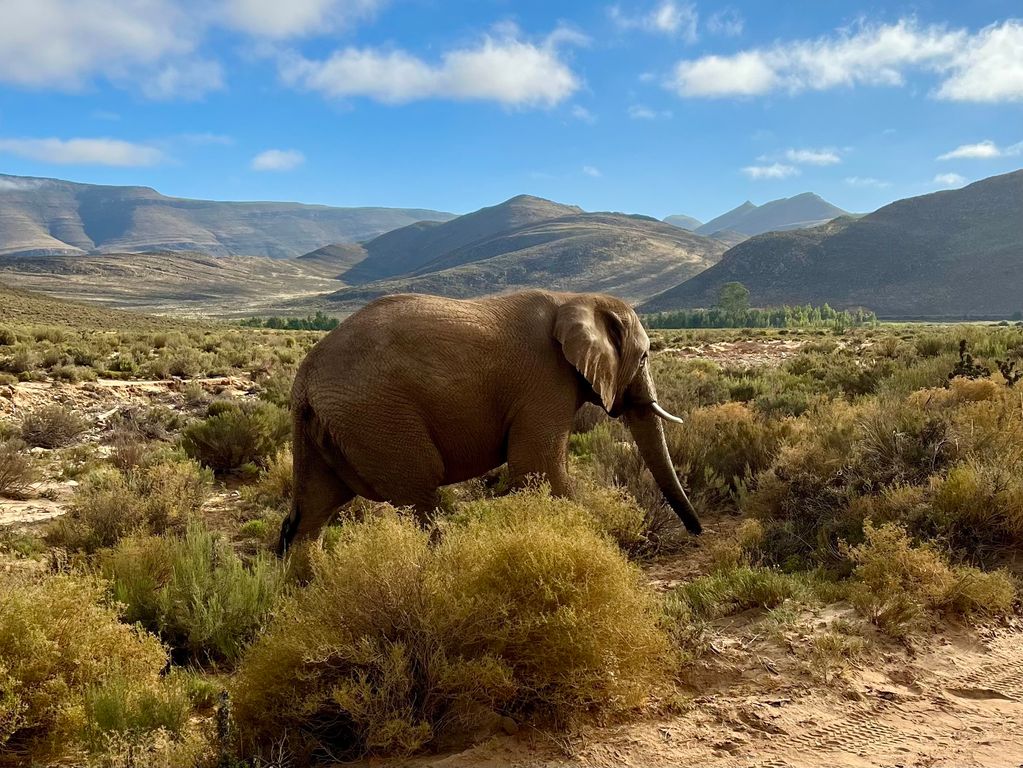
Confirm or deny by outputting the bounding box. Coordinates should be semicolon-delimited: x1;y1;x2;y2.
554;296;702;535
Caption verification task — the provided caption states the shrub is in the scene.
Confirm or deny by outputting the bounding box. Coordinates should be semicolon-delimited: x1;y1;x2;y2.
49;454;212;553
571;421;686;553
0;327;16;346
846;522;1016;636
665;402;791;506
232;491;667;760
240;446;293;511
103;523;285;663
255;367;296;408
182;400;290;472
19;404;88;448
0;439;37;498
0;572;190;759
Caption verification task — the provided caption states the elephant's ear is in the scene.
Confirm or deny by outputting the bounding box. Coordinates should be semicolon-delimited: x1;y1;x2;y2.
554;301;621;412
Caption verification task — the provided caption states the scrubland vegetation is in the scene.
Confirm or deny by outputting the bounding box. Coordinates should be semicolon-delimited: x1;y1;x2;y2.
2;318;1023;765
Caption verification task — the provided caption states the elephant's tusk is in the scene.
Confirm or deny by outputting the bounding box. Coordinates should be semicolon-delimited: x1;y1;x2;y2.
651;401;684;424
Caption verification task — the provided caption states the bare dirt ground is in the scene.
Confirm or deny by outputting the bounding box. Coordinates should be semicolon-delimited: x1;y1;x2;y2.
3;343;1022;767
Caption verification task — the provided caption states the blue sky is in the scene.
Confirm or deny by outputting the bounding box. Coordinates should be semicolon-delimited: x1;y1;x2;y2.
0;0;1020;221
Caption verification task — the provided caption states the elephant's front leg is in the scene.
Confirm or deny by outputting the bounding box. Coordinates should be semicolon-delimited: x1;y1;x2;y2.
505;409;575;496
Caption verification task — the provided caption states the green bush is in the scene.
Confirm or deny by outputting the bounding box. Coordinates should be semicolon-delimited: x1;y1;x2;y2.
0;572;190;759
19;404;89;448
49;454;212;553
103;523;285;663
232;491;667;760
182;400;290;472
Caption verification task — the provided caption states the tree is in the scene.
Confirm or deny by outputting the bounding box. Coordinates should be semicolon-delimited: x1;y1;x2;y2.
716;282;750;313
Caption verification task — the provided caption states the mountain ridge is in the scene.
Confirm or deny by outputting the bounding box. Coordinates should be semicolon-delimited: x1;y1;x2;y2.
640;170;1023;318
0;173;455;259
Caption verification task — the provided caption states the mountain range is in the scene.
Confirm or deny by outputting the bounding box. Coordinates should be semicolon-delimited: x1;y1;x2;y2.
317;203;727;311
642;170;1023;318
0;174;454;259
1;170;1020;320
663;193;849;239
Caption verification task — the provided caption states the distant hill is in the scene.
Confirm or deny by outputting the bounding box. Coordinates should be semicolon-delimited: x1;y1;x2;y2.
0;279;197;329
0;250;343;317
695;194;848;237
320;211;726;312
340;194;581;283
663;214;703;230
0;173;454;259
640;170;1023;318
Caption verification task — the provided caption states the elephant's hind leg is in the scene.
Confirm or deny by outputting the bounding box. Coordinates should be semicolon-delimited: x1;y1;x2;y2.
278;418;355;555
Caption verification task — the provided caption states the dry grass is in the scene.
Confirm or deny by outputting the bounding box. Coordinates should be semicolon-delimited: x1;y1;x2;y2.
232;490;668;761
846;522;1016;636
0;439;37;499
19;404;89;448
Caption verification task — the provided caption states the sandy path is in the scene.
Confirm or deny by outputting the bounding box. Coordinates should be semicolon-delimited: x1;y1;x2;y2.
416;623;1023;768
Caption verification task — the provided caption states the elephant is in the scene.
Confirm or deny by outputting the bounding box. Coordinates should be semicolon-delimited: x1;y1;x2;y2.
277;289;702;554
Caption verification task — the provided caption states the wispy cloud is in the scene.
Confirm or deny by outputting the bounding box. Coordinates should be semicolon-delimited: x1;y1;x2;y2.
251;148;305;171
0;137;165;166
668;19;1023;103
934;172;967;186
609;1;698;42
742;163;799;180
582;165;602;177
784;147;841;165
938;139;1022;159
845;176;891;188
220;0;386;39
627;104;672;120
706;8;744;37
571;105;597;123
280;27;583;107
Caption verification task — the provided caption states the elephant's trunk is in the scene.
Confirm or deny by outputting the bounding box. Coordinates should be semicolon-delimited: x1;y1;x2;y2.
625;405;702;535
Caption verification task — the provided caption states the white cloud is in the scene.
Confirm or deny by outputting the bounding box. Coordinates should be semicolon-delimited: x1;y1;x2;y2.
571;105;597;123
582;165;602;177
220;0;384;38
251;148;305;171
0;137;165;166
0;0;219;100
934;21;1023;102
667;19;1023;102
672;51;778;96
140;59;224;101
742;163;799;180
610;2;698;42
845;176;891;188
627;104;671;119
934;172;967;186
784;147;841;165
281;28;581;107
937;139;1022;159
707;8;744;37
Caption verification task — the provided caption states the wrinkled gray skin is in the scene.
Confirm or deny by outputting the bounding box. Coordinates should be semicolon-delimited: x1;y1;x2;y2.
278;290;701;554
